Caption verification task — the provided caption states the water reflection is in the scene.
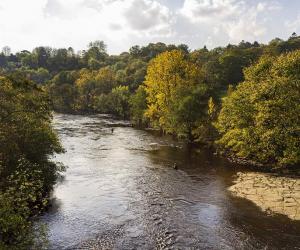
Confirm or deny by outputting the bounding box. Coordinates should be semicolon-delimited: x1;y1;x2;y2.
38;114;300;249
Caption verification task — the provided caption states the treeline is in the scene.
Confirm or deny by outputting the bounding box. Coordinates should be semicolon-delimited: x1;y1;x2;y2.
1;34;299;168
142;48;299;168
0;74;63;249
216;51;300;166
0;35;299;248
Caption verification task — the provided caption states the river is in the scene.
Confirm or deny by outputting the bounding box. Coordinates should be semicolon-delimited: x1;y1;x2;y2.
39;114;300;249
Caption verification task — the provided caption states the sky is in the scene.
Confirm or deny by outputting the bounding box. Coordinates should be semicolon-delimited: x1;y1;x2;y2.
0;0;299;54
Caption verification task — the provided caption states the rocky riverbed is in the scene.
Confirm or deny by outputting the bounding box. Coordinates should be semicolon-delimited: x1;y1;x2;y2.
229;172;300;220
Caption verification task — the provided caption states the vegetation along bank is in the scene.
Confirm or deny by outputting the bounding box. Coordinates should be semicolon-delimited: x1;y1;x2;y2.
0;34;300;248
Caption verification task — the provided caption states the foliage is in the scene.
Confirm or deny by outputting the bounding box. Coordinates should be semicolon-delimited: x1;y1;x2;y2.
0;74;63;248
109;86;130;118
0;159;49;249
1;35;299;248
47;71;79;113
75;67;117;112
129;86;148;127
144;50;210;141
215;51;300;166
1;35;300;166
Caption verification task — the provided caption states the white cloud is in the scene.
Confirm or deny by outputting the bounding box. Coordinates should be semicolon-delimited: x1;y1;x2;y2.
82;0;103;11
285;14;300;34
123;0;172;31
180;0;243;22
257;2;266;12
0;0;295;54
0;0;173;53
178;0;281;44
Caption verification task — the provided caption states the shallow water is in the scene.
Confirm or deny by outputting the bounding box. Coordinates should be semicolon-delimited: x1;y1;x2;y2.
39;114;300;249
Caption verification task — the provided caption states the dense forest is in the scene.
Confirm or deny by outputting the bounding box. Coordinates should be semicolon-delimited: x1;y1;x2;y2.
1;34;299;166
0;35;300;248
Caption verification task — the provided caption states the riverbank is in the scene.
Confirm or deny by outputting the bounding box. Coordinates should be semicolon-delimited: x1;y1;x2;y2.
229;172;300;220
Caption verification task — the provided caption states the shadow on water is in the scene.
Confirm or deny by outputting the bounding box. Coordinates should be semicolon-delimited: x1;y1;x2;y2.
145;145;300;249
38;114;300;249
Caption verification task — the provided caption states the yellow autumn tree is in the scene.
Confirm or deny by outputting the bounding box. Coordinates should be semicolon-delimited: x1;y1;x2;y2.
144;50;209;141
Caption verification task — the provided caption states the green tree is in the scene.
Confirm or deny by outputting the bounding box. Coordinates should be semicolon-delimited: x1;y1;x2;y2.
129;85;148;127
109;86;130;118
215;51;300;167
76;67;117;112
88;40;107;53
0;74;63;248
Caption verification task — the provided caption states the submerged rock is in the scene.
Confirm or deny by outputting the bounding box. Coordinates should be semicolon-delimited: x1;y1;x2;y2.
229;172;300;220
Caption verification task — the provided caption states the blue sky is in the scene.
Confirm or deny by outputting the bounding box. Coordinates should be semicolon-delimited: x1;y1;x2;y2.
0;0;299;54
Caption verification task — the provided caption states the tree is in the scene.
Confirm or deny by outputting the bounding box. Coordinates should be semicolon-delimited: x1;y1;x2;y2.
21;52;38;69
177;44;190;54
171;84;209;141
129;85;148;127
32;47;51;68
67;47;75;57
290;32;298;40
88;40;107;53
48;83;78;113
75;67;117;112
28;67;50;84
144;50;209;141
75;69;97;112
2;46;11;56
94;67;117;94
215;51;300;167
109;86;130;118
88;57;102;70
129;45;141;57
0;74;63;248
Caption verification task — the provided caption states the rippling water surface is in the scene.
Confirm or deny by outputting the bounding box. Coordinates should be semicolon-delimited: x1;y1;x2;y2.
39;114;300;249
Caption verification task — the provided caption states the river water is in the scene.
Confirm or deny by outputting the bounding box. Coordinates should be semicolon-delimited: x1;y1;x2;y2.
39;114;300;249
